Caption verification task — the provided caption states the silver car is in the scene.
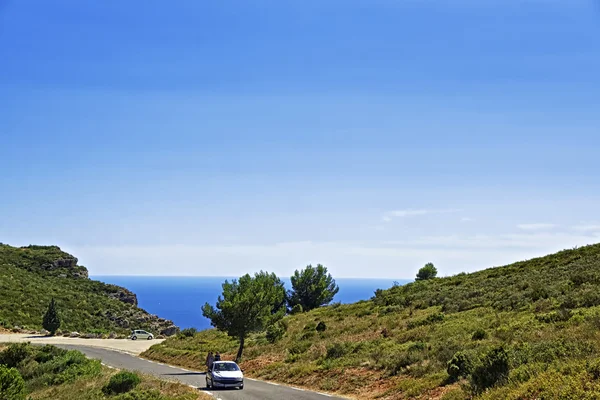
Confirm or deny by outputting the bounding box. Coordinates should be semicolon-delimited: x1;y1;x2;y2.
206;361;244;390
130;329;153;340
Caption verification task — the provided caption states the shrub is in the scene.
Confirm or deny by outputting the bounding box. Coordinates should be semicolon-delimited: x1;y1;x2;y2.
0;365;26;400
470;347;510;393
407;313;445;329
303;322;317;331
447;351;473;381
472;328;488;341
381;350;424;376
316;321;327;332
266;324;285;343
103;371;141;395
587;360;600;380
291;304;303;315
326;343;351;359
0;343;32;368
288;341;312;355
34;345;67;364
535;308;572;323
180;328;197;338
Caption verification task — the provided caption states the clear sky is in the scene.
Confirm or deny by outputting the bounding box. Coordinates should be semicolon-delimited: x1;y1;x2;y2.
1;0;599;278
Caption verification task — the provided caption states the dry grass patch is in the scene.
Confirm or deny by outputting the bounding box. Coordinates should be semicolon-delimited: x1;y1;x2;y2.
28;367;211;400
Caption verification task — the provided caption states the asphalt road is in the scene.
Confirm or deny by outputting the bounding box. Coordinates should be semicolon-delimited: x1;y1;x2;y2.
58;345;347;400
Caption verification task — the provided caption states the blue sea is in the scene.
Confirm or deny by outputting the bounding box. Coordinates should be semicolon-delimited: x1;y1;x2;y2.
91;276;409;330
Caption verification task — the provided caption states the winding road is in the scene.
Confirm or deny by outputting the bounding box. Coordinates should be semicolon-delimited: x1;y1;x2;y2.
0;335;347;400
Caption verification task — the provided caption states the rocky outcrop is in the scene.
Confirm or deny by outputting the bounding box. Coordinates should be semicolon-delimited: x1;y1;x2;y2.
103;309;179;336
40;255;89;279
160;325;180;336
107;287;138;306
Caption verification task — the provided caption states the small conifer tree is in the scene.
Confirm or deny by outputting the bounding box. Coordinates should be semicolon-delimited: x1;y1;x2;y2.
42;298;60;335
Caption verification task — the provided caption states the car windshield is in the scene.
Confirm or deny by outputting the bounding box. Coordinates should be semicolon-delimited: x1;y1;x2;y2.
214;363;240;372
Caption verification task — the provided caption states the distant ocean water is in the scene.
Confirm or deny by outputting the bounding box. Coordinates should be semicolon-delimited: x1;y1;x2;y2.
92;276;410;330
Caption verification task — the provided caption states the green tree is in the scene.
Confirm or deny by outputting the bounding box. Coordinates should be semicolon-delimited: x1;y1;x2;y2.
42;298;60;335
287;264;339;311
416;262;438;281
202;272;286;363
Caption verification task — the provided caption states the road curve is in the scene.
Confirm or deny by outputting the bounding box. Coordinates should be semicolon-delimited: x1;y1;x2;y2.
56;345;348;400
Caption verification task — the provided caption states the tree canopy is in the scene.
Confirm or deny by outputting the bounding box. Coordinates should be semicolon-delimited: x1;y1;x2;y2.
202;271;286;362
42;298;60;335
416;262;438;281
287;264;339;311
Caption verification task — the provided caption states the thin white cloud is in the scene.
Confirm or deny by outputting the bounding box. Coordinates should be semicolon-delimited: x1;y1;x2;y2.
517;223;557;231
461;217;474;222
572;224;600;233
72;231;600;279
382;208;460;222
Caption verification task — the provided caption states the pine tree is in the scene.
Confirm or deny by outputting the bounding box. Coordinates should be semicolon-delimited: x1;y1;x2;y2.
42;298;60;335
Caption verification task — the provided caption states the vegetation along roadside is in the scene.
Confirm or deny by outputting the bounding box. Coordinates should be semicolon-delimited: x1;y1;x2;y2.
0;342;210;400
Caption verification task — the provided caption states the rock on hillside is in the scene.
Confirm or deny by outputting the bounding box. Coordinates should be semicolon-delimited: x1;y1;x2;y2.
0;243;180;336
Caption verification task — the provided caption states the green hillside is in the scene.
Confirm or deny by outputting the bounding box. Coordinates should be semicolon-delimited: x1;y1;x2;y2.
0;244;178;336
143;243;600;399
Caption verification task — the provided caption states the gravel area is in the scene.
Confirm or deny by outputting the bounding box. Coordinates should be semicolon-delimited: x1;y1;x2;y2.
0;333;164;355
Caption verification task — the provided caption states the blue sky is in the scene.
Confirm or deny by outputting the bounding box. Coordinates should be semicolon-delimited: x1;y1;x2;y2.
1;0;599;278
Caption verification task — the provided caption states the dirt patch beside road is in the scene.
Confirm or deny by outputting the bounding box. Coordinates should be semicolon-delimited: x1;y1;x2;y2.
0;334;163;355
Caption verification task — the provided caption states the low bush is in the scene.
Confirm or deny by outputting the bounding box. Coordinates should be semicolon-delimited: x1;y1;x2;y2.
0;343;32;368
316;321;327;332
180;328;197;338
406;312;445;329
472;328;488;341
103;371;141;395
587;360;600;380
266;324;285;343
535;308;573;323
447;351;473;381
470;347;510;393
288;341;312;356
325;343;351;359
0;365;26;400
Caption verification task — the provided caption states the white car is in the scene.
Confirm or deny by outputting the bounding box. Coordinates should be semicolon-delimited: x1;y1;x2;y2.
206;361;244;390
130;329;153;340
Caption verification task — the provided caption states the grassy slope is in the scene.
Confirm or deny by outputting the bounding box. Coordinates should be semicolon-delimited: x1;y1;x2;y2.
0;343;210;400
0;244;175;335
143;243;600;399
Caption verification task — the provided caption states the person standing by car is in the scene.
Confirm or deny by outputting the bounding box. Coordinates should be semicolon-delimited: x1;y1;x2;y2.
206;351;214;370
214;352;221;361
